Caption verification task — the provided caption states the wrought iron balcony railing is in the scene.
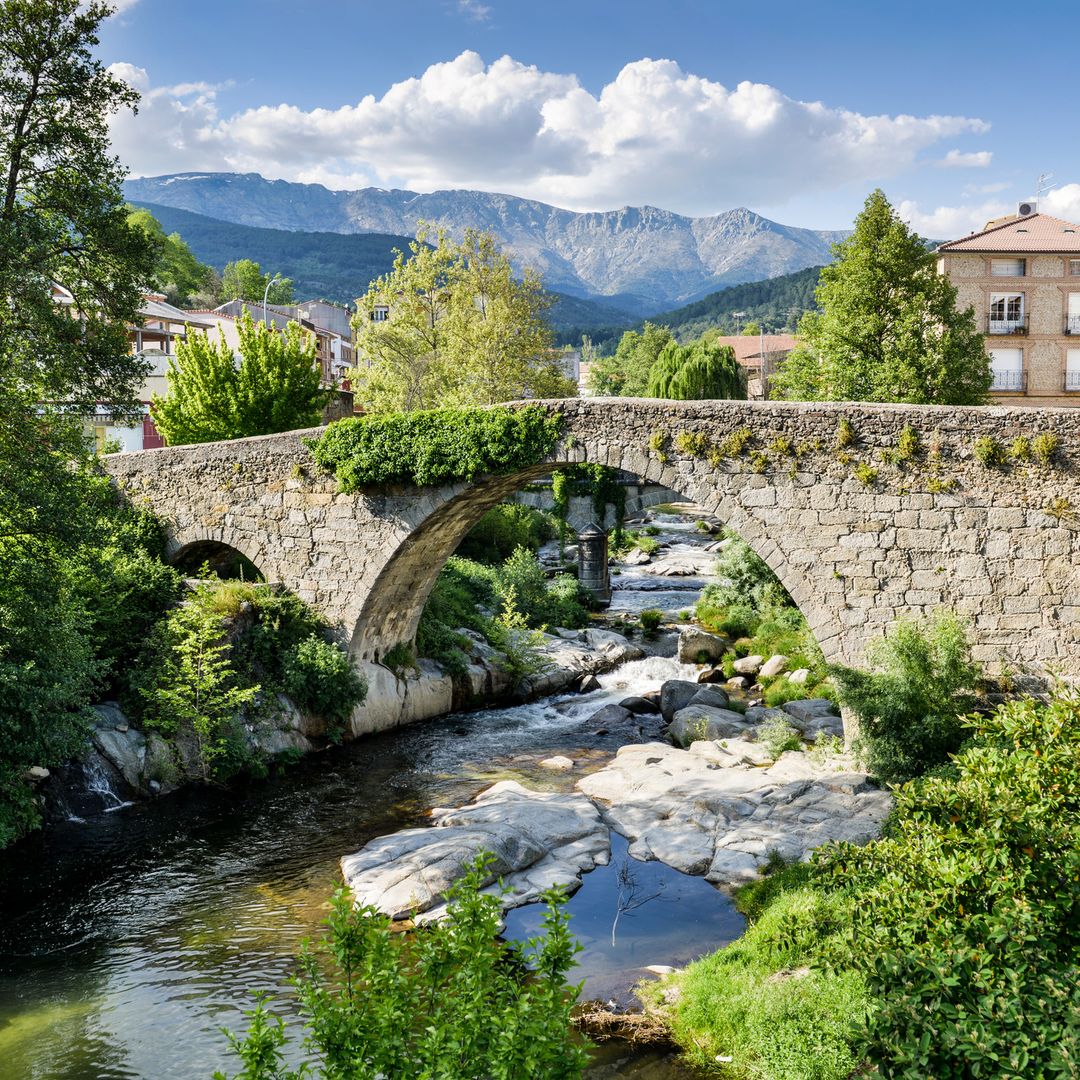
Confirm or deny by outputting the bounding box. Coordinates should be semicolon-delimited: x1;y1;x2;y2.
1064;370;1080;392
1064;315;1080;336
990;369;1027;392
986;314;1029;336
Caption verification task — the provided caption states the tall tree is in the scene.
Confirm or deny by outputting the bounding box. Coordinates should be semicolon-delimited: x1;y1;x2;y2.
587;322;674;396
773;190;990;404
352;225;573;412
0;1;155;843
127;206;215;306
221;258;294;305
646;339;745;400
153;311;324;444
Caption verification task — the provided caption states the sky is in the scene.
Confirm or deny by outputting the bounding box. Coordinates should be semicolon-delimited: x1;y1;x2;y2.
99;0;1080;234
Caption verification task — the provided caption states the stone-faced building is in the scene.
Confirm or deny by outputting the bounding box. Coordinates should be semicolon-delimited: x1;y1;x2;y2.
937;211;1080;406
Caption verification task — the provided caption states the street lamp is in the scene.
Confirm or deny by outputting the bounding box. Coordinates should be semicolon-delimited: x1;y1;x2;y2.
262;273;282;328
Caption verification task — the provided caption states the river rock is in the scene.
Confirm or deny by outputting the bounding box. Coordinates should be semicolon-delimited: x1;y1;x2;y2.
90;705;146;791
732;654;764;675
668;705;751;747
759;655;789;679
787;668;811;685
341;781;609;919
697;666;727;684
577;742;892;885
620;695;661;715
26;765;50;781
689;685;730;710
622;547;653;566
744;705;787;725
539;756;575;772
659;679;700;722
677;627;730;665
726;675;750;689
782;699;838;723
578;674;602;693
589;704;634;728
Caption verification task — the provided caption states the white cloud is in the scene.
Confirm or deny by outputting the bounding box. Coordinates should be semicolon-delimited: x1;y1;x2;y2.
964;181;1010;195
939;149;992;168
109;51;989;216
456;0;491;21
896;198;1011;238
1043;184;1080;223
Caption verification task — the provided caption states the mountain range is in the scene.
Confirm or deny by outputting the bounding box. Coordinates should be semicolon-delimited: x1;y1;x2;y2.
124;172;847;315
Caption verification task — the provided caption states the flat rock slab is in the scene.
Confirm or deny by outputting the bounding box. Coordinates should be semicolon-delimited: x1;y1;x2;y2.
341;780;609;920
577;742;892;884
668;704;752;746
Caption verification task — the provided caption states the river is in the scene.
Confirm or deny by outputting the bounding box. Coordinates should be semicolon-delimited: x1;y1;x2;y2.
0;513;739;1079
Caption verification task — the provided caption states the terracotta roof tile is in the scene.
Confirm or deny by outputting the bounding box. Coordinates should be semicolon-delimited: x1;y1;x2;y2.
937;213;1080;253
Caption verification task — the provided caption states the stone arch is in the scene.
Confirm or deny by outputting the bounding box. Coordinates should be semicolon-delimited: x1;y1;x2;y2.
166;527;275;583
348;436;843;668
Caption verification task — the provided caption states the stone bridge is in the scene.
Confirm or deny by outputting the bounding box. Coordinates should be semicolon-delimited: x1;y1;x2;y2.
104;398;1080;683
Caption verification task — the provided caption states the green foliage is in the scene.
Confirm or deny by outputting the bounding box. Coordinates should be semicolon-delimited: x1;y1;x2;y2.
763;678;811;708
587;322;673;396
835;417;856;448
896;425;919;461
718;426;754;458
853;461;878;486
496;546;589;630
353;225;572;412
456;503;553;564
649;265;823;341
699;532;793;615
831;613;981;784
822;689;1080;1078
658;879;865;1079
127;206;216;305
312;406;562;490
773;191;990;405
381;642;418;676
972;435;1003;467
1032;432;1059;466
759;715;802;758
487;589;555;683
646;338;745;400
674;429;710;456
154;311;325;445
639;608;663;636
1009;435;1031;462
282;635;367;732
221;258;294;305
134;592;259;778
217;855;587;1080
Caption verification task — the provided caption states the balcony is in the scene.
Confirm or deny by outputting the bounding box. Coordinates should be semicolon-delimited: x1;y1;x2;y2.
1065;315;1080;336
986;314;1028;336
990;369;1026;392
1065;370;1080;392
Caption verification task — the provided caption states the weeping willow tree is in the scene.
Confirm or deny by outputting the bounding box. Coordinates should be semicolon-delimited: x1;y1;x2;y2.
646;339;745;400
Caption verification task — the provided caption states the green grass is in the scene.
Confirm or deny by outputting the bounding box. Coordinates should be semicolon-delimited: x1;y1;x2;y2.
652;872;866;1080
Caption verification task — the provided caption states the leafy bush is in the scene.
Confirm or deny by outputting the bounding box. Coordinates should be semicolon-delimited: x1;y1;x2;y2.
311;405;563;490
456;502;553;564
487;590;554;683
759;715;802;758
282;634;367;732
495;546;588;630
639;608;663;636
382;641;418;675
972;435;1003;467
763;678;810;708
830;613;980;784
822;689;1080;1077
216;854;588;1079
702;532;792;613
1032;431;1058;466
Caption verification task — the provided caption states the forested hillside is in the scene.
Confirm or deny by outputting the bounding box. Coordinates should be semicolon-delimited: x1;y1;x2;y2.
654;265;823;340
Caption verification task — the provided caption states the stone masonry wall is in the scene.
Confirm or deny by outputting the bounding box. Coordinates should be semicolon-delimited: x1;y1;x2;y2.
104;398;1080;682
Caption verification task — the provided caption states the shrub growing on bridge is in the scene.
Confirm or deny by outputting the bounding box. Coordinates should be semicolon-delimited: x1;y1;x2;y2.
312;405;563;490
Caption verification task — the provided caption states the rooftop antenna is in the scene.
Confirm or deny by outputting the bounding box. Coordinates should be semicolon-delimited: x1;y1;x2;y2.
1036;172;1056;209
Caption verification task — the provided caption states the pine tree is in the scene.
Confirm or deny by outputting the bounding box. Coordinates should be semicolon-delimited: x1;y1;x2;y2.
773;190;990;404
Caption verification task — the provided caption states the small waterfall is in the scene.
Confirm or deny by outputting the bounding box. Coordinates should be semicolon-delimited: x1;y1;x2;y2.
81;753;132;814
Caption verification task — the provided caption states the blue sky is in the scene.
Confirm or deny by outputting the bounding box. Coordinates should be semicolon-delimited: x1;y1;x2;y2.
101;0;1080;233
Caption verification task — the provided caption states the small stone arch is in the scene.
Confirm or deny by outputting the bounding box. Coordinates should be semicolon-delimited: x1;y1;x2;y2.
167;529;273;582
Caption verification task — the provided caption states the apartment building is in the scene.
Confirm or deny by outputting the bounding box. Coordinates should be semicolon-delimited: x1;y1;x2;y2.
937;210;1080;406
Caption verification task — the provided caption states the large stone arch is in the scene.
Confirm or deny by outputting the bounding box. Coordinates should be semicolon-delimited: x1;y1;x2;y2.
103;398;1080;684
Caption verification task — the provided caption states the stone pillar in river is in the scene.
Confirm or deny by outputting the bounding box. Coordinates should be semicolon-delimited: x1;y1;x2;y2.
577;522;610;606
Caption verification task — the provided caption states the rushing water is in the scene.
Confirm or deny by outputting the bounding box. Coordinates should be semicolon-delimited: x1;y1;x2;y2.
0;514;735;1079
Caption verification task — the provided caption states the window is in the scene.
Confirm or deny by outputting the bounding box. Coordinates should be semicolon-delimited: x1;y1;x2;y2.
991;258;1026;276
988;292;1025;334
1070;259;1080;276
1068;294;1080;336
989;348;1024;391
370;306;389;322
1067;349;1080;391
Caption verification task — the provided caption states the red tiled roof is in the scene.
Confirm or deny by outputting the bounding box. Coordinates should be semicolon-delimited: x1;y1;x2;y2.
712;334;798;366
937;213;1080;253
